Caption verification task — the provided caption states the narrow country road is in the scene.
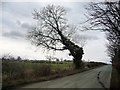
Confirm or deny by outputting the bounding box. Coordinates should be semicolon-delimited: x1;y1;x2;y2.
21;65;112;88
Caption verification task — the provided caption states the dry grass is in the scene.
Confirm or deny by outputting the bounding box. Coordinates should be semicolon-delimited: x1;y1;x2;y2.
2;60;73;89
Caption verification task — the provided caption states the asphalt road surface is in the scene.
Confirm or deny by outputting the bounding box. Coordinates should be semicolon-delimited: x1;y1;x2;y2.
22;65;112;88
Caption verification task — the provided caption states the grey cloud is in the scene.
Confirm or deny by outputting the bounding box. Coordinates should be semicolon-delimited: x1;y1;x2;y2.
73;31;99;41
16;20;21;26
16;20;32;30
2;20;33;39
79;35;99;40
21;22;32;29
2;31;25;39
2;2;31;18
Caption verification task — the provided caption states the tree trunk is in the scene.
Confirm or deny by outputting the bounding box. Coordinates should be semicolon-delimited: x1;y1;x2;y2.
62;36;84;69
57;29;84;69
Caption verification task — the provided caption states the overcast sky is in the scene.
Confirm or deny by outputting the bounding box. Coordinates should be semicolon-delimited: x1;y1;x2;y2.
1;0;111;63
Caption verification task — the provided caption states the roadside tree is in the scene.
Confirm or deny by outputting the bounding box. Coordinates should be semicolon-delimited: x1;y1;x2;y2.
28;5;84;69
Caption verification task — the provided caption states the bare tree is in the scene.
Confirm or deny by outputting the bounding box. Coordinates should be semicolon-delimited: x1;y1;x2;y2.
1;53;15;60
28;5;84;69
85;1;120;72
17;56;22;60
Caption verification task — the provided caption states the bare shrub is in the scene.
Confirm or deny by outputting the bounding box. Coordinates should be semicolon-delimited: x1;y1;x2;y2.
33;64;51;76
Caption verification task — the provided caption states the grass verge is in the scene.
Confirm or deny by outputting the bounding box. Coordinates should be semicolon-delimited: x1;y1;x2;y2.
3;68;88;89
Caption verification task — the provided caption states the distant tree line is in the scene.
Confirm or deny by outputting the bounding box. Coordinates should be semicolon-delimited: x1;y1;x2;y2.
1;54;22;61
1;54;73;64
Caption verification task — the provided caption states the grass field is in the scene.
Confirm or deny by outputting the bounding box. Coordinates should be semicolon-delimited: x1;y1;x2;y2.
2;60;74;88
